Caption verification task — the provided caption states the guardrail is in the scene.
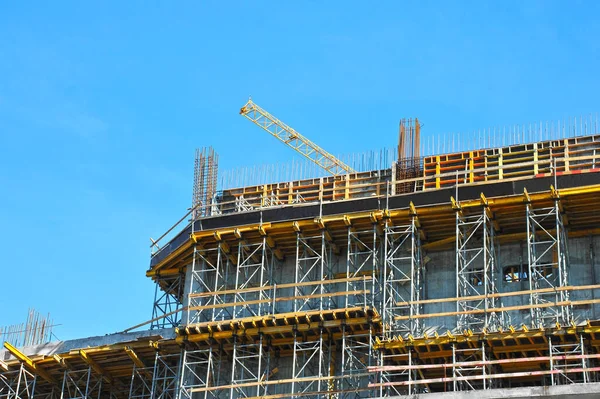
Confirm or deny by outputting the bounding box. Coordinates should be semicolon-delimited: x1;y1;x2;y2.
150;134;600;256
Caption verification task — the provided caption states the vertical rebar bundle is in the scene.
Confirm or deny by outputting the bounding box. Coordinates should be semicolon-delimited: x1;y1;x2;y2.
0;308;53;348
396;118;423;194
398;118;421;161
192;147;219;219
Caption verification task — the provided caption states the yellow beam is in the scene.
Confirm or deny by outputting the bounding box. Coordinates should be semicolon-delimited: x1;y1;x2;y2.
321;211;384;225
147;184;600;275
124;347;146;369
52;354;70;369
451;196;460;210
124;346;153;380
523;187;531;203
3;342;57;385
423;226;600;252
79;349;114;385
408;201;422;229
422;236;454;250
177;314;378;344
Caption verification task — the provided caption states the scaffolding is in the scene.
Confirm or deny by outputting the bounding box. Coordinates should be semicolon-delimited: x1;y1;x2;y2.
339;326;376;399
0;364;37;399
526;194;571;328
186;244;232;325
137;177;600;397
548;334;593;386
291;329;332;398
229;335;270;399
60;367;103;399
232;238;277;319
9;129;600;398
450;342;490;391
129;364;153;399
151;273;184;329
381;217;423;338
294;231;336;313
178;346;226;399
151;352;180;399
455;199;504;332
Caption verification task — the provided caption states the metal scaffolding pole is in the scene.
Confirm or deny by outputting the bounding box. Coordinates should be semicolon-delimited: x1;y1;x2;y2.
150;352;181;399
294;231;335;312
346;224;379;310
60;367;102;399
232;237;277;319
382;217;423;338
339;324;375;398
377;350;413;397
178;346;224;399
186;243;232;325
129;365;154;399
0;363;37;399
526;200;571;328
456;205;503;332
151;273;184;329
451;342;490;391
229;334;271;399
28;391;58;399
291;328;332;399
548;335;589;386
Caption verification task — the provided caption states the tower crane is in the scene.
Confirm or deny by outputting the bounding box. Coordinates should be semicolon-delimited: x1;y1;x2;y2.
240;98;355;176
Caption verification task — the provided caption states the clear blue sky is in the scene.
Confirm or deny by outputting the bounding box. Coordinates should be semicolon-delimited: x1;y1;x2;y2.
1;1;598;341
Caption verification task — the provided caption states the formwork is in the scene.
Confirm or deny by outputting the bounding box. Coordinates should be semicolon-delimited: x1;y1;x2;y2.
4;132;600;398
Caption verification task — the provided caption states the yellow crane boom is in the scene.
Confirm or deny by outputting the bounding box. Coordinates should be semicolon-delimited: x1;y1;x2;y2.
240;98;355;176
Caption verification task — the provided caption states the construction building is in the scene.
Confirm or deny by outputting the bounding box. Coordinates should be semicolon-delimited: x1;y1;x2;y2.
3;103;600;399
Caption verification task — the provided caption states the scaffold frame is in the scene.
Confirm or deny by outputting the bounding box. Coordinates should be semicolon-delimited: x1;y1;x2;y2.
178;346;225;399
526;200;571;328
187;243;232;325
339;325;376;399
151;352;181;399
129;365;153;399
291;328;332;399
232;238;277;319
382;217;423;337
455;205;503;332
151;273;184;330
346;225;379;310
0;363;37;399
294;231;336;312
229;335;271;399
60;367;102;399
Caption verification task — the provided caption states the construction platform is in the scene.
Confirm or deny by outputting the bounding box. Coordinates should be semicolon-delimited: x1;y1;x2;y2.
4;132;600;398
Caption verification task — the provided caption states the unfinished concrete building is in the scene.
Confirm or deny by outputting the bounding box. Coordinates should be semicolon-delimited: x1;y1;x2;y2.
3;113;600;399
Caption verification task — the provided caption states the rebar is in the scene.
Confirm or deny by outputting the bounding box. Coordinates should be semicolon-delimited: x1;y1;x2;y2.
192;147;219;219
0;309;54;348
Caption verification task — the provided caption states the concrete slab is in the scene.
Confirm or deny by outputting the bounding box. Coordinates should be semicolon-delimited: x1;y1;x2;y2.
0;328;175;361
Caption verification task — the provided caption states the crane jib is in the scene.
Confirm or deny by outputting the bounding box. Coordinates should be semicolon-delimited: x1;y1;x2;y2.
239;98;355;176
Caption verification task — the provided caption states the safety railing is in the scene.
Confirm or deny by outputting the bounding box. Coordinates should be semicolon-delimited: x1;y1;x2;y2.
150;135;600;256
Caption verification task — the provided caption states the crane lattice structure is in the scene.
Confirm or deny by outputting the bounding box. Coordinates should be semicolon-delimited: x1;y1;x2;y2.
240;98;355;176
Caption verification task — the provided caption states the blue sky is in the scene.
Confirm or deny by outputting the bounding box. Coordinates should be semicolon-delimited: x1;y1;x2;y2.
1;1;598;341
